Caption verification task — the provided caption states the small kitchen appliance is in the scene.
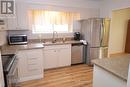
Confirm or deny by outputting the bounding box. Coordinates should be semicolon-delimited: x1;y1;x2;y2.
8;34;27;45
74;32;81;40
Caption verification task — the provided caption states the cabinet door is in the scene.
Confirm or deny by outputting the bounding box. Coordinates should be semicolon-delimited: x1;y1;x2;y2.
7;18;17;30
17;49;43;81
43;49;58;69
17;51;29;77
7;2;17;30
59;48;71;67
16;2;29;30
25;49;43;75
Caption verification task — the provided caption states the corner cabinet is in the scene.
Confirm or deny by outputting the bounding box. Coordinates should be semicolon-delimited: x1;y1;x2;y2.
43;44;71;69
17;49;44;82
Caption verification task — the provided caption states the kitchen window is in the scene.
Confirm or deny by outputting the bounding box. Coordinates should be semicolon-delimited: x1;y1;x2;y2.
29;10;80;33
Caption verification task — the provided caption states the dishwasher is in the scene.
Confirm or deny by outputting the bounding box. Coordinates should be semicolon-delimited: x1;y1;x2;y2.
71;43;84;65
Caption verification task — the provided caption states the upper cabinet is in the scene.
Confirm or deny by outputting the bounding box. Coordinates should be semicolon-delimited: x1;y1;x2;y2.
7;1;29;30
16;2;29;30
7;17;17;30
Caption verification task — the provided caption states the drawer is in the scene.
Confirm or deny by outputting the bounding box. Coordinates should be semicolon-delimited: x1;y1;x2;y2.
27;57;38;60
44;44;71;50
24;49;43;58
28;64;38;71
27;59;38;65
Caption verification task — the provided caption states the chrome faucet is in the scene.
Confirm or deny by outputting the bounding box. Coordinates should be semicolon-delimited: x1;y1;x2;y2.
52;31;58;43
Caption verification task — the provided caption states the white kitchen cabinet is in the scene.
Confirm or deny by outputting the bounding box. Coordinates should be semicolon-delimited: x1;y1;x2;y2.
17;49;44;82
44;49;58;69
16;2;29;30
58;48;71;67
7;18;17;30
43;44;71;69
7;1;29;30
0;51;4;87
7;1;18;30
93;65;127;87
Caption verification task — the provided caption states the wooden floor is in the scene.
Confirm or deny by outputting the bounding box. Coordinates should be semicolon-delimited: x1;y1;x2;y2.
20;64;93;87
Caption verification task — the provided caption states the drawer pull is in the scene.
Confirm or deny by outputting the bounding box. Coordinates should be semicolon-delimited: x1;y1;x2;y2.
28;69;38;71
28;63;37;65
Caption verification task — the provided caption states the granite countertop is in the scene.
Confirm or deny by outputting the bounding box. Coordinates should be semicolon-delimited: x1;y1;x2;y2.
92;54;130;81
43;40;83;46
1;43;44;55
1;40;84;55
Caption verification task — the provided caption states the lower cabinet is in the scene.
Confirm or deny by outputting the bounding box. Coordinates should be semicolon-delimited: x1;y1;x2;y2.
93;65;127;87
43;44;71;69
44;49;58;69
17;49;44;82
59;48;71;67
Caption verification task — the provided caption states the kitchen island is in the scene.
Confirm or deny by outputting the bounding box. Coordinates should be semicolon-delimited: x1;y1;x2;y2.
92;54;130;87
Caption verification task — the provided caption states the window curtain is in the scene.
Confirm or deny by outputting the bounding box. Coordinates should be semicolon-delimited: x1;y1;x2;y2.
30;10;80;32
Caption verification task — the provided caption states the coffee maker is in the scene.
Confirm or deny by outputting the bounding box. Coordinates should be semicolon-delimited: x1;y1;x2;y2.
74;32;80;40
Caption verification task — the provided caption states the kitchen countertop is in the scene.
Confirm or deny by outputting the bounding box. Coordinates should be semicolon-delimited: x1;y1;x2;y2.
1;43;44;55
1;40;83;55
43;40;83;46
92;54;130;81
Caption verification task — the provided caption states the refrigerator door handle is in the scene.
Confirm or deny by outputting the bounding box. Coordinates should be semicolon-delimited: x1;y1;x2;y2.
100;20;104;46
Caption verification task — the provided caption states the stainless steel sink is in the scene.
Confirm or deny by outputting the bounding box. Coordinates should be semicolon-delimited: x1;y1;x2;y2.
43;41;65;45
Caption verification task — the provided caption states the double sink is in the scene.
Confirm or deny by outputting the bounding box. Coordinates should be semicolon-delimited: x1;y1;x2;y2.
42;39;83;46
43;40;68;45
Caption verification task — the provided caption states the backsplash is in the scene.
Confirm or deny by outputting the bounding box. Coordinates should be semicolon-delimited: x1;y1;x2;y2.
8;30;80;40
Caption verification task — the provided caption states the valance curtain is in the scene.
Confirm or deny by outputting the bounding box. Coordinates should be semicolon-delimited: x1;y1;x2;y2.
30;10;80;32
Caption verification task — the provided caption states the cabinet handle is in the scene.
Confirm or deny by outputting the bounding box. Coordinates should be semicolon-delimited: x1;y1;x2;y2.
28;69;38;71
28;58;37;60
28;63;37;65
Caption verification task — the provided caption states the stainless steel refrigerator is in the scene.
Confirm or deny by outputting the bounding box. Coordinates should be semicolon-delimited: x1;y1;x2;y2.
80;18;110;64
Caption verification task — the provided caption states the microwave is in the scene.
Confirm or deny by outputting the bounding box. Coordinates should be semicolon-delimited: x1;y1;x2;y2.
8;35;28;45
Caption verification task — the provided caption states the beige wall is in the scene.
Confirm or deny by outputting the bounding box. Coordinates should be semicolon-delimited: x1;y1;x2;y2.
109;8;130;54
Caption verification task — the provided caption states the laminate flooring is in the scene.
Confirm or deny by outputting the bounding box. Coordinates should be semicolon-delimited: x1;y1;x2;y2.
20;64;93;87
